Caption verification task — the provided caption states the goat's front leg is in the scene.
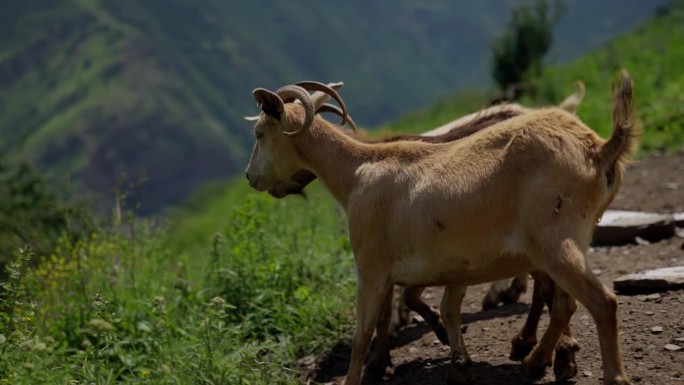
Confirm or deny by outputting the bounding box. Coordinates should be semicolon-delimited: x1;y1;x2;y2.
441;284;472;385
344;277;392;385
365;287;394;379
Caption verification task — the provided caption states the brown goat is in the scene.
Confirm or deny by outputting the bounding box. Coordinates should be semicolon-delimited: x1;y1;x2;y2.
266;83;586;378
246;72;638;385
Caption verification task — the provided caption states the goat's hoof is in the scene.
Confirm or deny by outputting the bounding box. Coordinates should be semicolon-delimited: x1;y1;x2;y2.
364;353;393;381
432;320;450;345
605;376;632;385
447;362;474;385
481;295;499;310
553;339;579;382
522;355;549;381
509;336;536;361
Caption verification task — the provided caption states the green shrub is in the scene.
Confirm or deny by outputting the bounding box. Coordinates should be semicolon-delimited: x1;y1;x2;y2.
0;187;355;384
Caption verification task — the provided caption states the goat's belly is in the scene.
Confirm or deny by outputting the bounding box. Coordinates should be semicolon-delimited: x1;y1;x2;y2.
392;251;533;287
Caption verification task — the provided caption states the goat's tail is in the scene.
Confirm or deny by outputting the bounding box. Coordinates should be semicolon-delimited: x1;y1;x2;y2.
599;70;641;172
558;80;585;114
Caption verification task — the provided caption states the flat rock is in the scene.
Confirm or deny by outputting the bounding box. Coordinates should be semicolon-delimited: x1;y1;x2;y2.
664;344;682;351
675;212;684;227
594;210;676;246
614;266;684;294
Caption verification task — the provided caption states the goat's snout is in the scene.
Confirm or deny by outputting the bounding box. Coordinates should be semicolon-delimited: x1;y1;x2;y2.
245;172;260;189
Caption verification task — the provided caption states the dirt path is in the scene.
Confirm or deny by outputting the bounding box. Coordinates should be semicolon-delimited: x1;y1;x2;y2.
304;152;684;385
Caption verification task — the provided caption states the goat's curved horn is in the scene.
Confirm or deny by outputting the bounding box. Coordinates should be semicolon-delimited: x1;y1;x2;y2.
317;103;357;132
308;81;345;109
275;85;315;137
295;81;348;127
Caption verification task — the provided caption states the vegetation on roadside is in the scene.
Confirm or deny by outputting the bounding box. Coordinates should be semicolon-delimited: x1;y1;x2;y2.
0;182;354;384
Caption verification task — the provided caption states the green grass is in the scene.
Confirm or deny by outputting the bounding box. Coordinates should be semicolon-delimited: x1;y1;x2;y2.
0;183;354;384
530;3;684;153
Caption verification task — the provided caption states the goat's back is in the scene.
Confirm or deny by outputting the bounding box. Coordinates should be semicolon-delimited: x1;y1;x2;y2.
348;108;612;286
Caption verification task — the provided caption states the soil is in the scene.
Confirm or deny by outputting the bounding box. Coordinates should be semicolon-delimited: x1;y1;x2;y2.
302;152;684;385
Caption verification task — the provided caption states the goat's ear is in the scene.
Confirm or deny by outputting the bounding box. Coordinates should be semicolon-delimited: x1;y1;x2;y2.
253;88;284;121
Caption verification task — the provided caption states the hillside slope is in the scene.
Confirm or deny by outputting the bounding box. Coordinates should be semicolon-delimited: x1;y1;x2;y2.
383;1;684;154
0;0;669;212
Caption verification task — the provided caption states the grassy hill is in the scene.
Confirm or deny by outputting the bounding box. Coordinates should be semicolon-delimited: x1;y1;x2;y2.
0;0;669;213
382;1;684;154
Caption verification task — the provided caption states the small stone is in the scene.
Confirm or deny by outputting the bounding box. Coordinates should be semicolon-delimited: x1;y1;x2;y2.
652;326;664;334
646;293;662;301
644;311;655;316
583;370;593;377
592;268;603;276
635;236;650;245
676;228;684;239
664;344;682;351
674;337;684;342
481;327;490;331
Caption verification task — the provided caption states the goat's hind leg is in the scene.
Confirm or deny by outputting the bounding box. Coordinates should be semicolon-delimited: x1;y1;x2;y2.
511;271;579;380
509;273;546;360
403;286;449;344
521;280;577;381
441;284;473;385
537;239;630;385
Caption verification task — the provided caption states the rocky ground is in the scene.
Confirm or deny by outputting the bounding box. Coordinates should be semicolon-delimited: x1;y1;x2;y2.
304;152;684;385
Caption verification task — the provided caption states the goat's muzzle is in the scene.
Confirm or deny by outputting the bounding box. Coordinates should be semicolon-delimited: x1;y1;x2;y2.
246;172;259;189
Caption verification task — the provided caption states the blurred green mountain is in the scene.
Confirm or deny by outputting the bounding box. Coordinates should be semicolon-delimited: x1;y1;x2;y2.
383;1;684;154
0;0;669;213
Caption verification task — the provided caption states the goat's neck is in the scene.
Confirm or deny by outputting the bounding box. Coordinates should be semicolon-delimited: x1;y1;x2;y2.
294;122;373;211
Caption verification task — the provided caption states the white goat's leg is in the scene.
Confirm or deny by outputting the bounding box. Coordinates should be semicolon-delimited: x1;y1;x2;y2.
482;274;529;310
440;284;472;385
344;278;392;385
538;239;630;385
481;279;510;309
365;287;394;379
503;273;529;303
522;283;576;381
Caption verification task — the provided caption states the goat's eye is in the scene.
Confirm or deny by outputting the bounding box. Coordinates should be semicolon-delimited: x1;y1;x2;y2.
255;132;264;140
